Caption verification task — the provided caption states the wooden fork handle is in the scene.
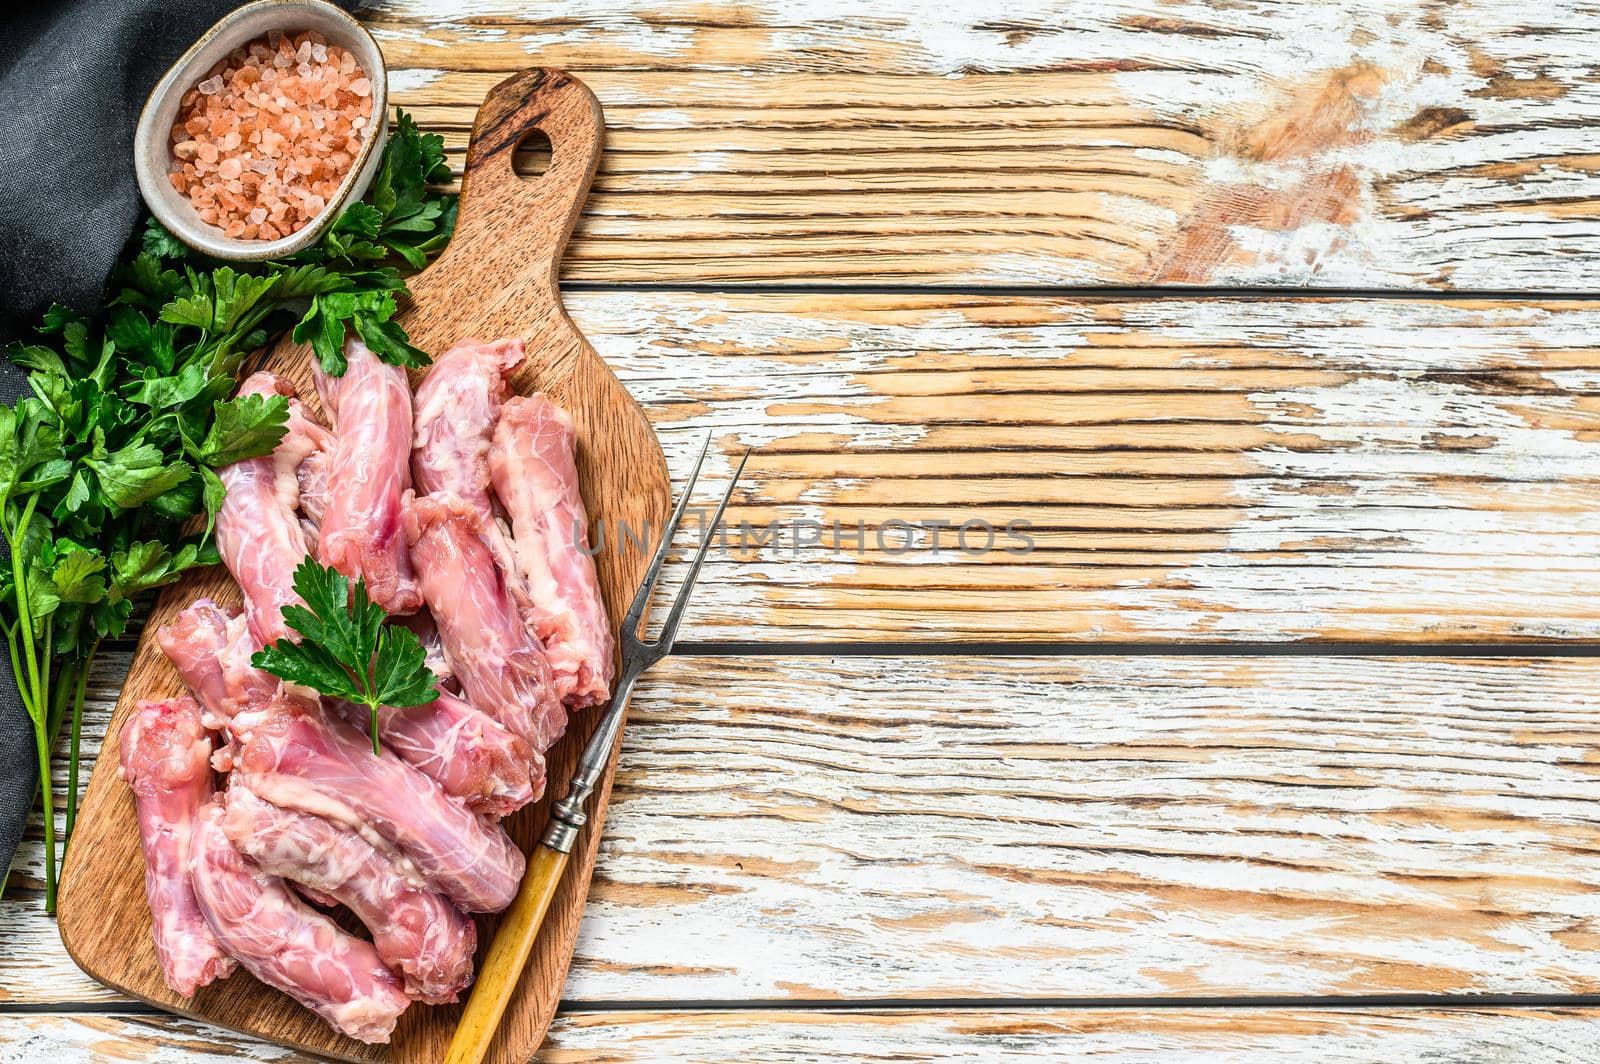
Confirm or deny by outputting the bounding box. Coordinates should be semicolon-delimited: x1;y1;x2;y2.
445;845;572;1064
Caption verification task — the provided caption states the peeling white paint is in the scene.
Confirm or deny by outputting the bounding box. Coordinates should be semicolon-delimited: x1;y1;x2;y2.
562;656;1600;1000
364;0;1600;288
385;67;445;94
564;292;1600;641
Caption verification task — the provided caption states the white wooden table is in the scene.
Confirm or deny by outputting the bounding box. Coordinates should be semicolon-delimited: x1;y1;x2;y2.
6;1;1600;1059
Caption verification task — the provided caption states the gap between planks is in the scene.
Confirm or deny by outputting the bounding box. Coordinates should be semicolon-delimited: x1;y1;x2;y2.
10;1007;1600;1063
11;993;1600;1017
83;638;1600;660
553;283;1600;302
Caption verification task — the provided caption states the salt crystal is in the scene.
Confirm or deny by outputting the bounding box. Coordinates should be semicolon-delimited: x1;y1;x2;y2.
167;30;372;240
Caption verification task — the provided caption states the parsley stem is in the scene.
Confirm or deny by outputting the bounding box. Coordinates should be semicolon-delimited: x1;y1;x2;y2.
2;619;32;722
3;493;58;908
37;616;54;910
8;493;41;706
63;643;96;851
33;710;55;912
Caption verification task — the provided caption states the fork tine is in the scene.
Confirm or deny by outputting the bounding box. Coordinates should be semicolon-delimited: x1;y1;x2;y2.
650;447;750;656
621;432;715;636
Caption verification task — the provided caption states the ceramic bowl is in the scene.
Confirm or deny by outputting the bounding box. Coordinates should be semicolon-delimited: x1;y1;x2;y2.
133;0;388;260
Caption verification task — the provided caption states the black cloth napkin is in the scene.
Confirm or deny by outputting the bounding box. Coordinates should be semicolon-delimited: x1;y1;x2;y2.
0;0;353;889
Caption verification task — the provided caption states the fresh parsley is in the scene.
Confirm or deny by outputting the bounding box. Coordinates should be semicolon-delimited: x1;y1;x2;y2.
0;109;456;909
252;559;439;754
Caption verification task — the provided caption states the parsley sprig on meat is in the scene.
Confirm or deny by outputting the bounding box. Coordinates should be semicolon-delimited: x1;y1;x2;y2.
0;111;454;910
253;559;439;755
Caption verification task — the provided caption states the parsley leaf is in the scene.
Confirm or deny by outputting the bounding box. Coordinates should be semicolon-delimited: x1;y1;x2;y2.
352;312;430;369
51;549;107;605
140;218;190;261
292;286;429;372
193;392;290;467
85;432;192;510
1;108;456;909
160;266;280;334
253;559;439;753
254;638;365;702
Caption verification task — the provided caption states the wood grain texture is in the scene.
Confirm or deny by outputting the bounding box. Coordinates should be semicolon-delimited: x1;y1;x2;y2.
548;1008;1600;1062
567;291;1600;642
13;653;1600;1003
575;656;1600;1000
8;1008;1600;1063
359;0;1600;288
53;69;671;1064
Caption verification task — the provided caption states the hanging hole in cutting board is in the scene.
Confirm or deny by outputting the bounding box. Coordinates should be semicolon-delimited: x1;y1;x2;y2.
513;129;553;179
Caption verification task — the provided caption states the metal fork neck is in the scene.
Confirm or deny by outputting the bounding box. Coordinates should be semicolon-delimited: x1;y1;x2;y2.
540;664;643;854
541;436;747;856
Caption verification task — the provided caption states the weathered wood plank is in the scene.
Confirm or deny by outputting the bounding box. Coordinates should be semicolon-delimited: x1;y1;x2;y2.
10;655;1600;1004
356;0;1600;289
548;1008;1600;1062
575;656;1600;1000
593;292;1600;642
9;300;1595;652
7;1008;1600;1063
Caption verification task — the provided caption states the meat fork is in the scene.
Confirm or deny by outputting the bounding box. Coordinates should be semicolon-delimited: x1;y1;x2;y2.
446;436;749;1064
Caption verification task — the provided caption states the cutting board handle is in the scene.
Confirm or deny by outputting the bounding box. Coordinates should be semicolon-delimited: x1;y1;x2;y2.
419;67;604;310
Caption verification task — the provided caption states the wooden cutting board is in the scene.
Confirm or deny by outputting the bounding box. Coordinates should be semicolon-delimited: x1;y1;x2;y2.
57;68;670;1063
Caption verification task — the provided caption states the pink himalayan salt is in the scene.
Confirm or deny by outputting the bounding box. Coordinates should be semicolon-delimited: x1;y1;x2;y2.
167;30;373;241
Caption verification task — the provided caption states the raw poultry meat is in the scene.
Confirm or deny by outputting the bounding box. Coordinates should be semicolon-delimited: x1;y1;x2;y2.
137;331;621;1042
190;798;411;1043
120;696;236;997
156;599;282;744
411;337;530;607
297;446;330;552
411;337;523;514
222;785;476;1003
297;445;330;525
327;690;542;817
154;600;236;728
160;599;537;815
313;336;422;614
396;609;454;688
490;394;614;707
404;490;566;750
217;372;334;646
158;600;526;911
228;698;526;913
